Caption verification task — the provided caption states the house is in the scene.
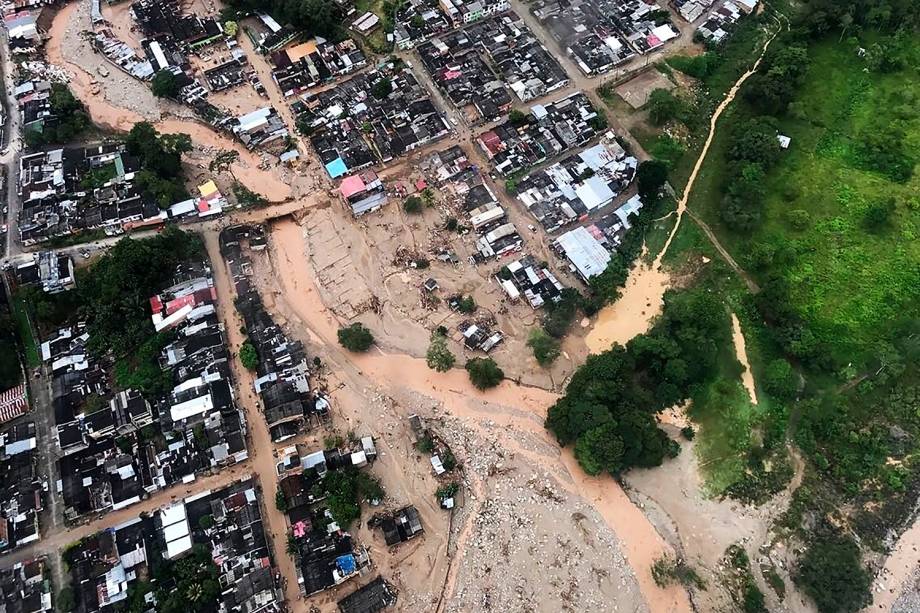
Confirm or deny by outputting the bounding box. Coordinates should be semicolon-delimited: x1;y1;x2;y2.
372;506;424;545
337;576;397;613
554;225;612;281
339;171;389;217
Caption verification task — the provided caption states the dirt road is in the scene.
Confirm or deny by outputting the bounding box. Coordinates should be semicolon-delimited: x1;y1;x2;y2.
203;230;305;605
586;17;784;354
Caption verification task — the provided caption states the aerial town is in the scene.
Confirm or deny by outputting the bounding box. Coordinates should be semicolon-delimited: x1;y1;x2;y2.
0;0;917;612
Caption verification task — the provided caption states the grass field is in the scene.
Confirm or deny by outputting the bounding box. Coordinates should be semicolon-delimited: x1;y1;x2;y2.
690;38;920;368
11;295;40;368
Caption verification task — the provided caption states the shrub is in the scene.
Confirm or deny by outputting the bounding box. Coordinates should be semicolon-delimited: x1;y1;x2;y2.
426;332;456;372
338;323;374;352
403;196;423;214
465;357;504;390
681;426;695;440
528;329;561;367
651;556;706;590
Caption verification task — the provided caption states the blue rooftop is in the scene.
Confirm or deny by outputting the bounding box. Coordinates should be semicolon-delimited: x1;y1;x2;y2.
335;553;356;575
325;157;348;179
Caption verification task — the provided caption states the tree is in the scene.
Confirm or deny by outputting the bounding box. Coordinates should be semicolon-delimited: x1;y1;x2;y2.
764;358;797;400
864;197;897;230
465;357;504;390
403;196;423;214
239;342;259;369
528;329;561;367
636;160;668;201
198;514;214;530
80;228;203;358
508;109;528;126
56;587;75;612
371;77;393;99
542;288;581;338
456;295;476;314
647;89;682;126
727;117;781;168
233;182;268;208
589;257;629;305
795;535;871;613
426;332;456;372
223;20;239;37
338;323;374;352
275;487;288;512
574;422;625;475
209;149;240;178
26;84;89;146
151;69;180;98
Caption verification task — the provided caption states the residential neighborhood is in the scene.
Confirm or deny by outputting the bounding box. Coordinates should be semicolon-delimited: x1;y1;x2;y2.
0;1;904;613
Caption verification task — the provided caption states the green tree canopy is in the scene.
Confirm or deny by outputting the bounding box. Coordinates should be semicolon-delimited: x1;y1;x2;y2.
426;332;456;372
151;70;181;98
338;323;374;352
794;535;871;613
239;342;259;369
528;328;561;367
465;357;504;390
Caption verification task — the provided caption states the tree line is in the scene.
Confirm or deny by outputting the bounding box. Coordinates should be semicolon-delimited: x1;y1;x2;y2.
545;286;730;475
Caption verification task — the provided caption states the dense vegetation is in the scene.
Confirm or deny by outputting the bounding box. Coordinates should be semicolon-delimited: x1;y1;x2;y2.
78;227;204;358
126;122;192;208
311;468;384;526
546;286;731;475
24;84;89;147
223;0;343;39
648;0;919;609
794;534;872;613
